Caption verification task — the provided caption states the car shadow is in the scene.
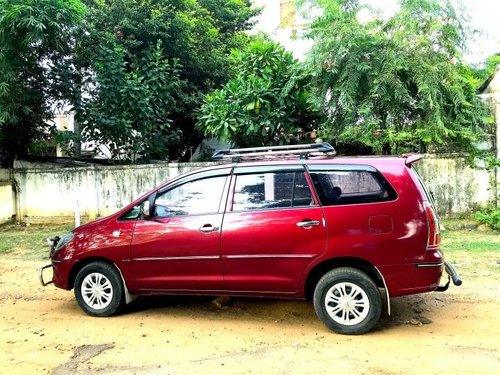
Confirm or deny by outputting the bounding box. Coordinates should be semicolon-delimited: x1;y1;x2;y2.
119;292;448;334
121;294;318;326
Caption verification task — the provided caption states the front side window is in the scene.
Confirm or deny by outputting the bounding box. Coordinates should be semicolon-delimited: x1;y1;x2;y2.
232;171;312;212
310;170;397;206
154;176;227;217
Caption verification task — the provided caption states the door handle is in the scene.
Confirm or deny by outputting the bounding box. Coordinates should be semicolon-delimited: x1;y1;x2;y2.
296;220;320;228
198;224;219;233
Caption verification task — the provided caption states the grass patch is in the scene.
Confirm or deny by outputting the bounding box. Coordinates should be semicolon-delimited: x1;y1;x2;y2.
0;223;72;260
441;229;500;253
441;217;478;231
440;222;500;276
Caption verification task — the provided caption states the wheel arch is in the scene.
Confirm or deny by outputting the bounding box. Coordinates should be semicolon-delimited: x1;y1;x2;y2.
304;257;385;301
69;257;136;305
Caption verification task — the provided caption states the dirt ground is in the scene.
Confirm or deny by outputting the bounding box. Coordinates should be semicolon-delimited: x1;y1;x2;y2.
0;257;499;375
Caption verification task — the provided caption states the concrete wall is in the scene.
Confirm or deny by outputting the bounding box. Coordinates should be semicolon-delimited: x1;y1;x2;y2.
0;169;14;222
0;183;13;222
416;156;492;215
4;162;212;224
0;157;495;224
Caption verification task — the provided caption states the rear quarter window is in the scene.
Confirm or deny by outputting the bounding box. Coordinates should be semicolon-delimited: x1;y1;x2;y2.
309;168;397;206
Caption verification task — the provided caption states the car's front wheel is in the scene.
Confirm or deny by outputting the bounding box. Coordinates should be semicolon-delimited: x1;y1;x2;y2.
314;267;382;335
74;262;124;317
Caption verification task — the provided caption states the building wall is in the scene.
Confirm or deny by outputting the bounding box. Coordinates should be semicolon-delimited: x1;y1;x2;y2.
478;68;500;159
252;0;313;60
478;68;500;213
0;157;494;224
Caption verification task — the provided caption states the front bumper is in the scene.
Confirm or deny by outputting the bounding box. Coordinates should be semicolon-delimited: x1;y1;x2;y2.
38;236;58;287
38;259;72;290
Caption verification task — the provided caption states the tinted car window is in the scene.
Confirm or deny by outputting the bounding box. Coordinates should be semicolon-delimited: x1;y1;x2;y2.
120;204;141;220
292;172;314;206
310;170;396;206
154;176;226;217
232;172;313;211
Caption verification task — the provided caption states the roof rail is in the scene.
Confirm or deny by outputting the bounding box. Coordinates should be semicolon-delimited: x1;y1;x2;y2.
212;142;336;161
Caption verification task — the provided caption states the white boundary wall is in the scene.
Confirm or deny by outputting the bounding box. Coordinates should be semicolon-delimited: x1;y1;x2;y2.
6;162;212;223
0;156;495;223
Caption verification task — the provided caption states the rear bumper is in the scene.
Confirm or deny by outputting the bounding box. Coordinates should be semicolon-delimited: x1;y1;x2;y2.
379;259;461;297
379;261;443;297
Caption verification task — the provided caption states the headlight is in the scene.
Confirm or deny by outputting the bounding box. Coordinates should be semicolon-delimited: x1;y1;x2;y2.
54;232;74;252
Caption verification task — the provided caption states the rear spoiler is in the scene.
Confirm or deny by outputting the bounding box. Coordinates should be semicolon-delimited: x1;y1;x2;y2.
402;153;424;166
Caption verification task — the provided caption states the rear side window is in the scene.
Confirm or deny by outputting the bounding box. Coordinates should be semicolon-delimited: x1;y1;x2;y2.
232;172;313;211
310;170;397;206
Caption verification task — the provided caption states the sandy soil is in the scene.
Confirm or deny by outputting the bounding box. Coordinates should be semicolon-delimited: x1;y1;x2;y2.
0;257;499;375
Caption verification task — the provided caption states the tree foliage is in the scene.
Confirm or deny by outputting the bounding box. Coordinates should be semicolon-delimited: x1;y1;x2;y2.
0;0;84;166
301;0;489;154
197;39;323;146
471;53;500;86
80;0;256;87
81;42;184;161
65;0;258;160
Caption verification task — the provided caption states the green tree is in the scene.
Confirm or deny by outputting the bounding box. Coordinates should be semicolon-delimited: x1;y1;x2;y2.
301;0;488;155
0;0;84;166
471;53;500;86
197;39;323;146
65;0;258;160
82;42;183;161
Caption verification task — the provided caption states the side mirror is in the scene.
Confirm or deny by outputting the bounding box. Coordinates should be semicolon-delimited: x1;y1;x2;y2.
140;200;151;218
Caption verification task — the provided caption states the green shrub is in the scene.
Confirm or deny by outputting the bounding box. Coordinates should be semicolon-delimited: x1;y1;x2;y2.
475;206;500;231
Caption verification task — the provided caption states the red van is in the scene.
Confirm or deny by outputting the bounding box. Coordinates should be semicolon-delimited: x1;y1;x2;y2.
39;143;461;334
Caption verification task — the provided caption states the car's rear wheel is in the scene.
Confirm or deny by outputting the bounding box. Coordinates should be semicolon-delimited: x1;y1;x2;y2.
74;262;124;317
314;267;382;335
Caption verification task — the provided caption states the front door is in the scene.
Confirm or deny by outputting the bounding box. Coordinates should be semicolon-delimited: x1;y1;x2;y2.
131;173;229;291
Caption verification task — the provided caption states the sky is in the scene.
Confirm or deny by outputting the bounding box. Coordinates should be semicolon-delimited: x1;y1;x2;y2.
461;0;500;63
252;0;499;65
362;0;500;64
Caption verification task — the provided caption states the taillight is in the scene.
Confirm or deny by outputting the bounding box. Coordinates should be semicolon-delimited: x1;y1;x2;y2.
425;203;440;250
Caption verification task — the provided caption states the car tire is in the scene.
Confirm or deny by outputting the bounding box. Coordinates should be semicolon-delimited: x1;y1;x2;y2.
313;267;382;335
74;262;124;317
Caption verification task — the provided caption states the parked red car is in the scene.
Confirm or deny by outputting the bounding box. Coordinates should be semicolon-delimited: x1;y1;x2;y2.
39;143;461;334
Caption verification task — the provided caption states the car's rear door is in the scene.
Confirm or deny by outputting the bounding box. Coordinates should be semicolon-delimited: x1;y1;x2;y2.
220;165;327;293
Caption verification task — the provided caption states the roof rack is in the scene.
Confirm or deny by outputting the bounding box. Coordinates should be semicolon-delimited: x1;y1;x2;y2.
212;142;336;161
